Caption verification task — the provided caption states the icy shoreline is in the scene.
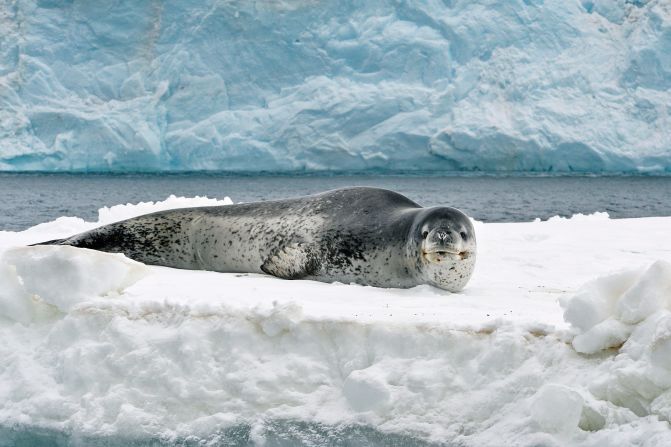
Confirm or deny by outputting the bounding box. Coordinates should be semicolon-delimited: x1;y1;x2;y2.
1;197;671;446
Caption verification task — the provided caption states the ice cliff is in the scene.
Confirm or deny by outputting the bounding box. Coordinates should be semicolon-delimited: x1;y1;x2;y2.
1;0;670;172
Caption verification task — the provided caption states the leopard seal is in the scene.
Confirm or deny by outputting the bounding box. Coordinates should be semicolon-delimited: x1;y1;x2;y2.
36;187;477;291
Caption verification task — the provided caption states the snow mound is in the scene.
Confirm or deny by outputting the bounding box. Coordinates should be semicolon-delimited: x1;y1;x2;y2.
561;261;671;425
562;260;671;354
0;246;148;324
530;384;584;434
1;1;671;172
96;194;233;225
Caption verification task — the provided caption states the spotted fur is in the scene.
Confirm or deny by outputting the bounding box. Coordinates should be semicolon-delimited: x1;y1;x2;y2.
36;187;477;291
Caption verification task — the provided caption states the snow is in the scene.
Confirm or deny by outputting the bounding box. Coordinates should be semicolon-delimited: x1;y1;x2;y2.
0;196;671;445
530;384;585;434
561;260;671;354
1;246;148;319
2;1;671;173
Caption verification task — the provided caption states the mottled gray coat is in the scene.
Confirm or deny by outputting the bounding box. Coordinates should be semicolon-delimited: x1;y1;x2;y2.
39;187;477;291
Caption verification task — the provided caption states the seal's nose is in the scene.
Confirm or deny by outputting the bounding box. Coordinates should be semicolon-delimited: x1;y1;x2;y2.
426;228;459;247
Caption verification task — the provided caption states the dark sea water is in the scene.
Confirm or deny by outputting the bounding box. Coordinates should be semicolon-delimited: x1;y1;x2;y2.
1;173;670;231
0;422;443;447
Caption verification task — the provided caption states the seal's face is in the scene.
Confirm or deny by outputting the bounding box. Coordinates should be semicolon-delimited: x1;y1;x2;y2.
412;207;477;292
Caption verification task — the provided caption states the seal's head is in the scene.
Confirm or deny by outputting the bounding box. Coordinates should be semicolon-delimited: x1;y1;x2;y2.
408;207;477;292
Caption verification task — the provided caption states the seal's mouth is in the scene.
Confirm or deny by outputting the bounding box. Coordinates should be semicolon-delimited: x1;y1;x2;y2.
423;249;469;263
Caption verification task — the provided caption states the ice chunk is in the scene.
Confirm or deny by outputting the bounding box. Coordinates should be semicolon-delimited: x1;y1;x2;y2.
562;261;671;425
562;261;671;353
343;368;391;412
0;263;32;324
617;261;671;325
0;246;149;317
561;269;641;332
530;384;584;433
572;318;632;355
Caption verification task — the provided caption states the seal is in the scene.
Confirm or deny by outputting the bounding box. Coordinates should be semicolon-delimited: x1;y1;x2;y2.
37;187;477;291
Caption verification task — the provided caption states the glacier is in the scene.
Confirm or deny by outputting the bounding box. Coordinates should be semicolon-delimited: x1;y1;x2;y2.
0;0;670;172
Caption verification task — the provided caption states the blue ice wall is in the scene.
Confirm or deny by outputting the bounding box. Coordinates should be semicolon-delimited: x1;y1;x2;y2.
1;0;670;172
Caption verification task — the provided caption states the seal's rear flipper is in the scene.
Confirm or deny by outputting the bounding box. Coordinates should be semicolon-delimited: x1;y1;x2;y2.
261;242;321;280
29;238;69;246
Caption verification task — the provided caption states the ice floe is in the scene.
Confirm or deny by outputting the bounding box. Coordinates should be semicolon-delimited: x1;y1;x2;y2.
0;196;670;445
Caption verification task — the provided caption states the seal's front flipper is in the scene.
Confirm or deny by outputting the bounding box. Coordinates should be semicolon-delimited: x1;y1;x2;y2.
261;242;321;280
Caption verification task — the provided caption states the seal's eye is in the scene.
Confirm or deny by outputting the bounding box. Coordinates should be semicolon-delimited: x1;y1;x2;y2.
422;231;429;239
460;231;467;240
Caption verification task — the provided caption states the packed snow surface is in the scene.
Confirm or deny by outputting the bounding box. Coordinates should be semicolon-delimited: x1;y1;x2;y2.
1;196;671;445
1;1;671;173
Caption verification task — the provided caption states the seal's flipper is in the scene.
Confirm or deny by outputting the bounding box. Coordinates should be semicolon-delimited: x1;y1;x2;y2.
30;238;68;246
261;242;321;280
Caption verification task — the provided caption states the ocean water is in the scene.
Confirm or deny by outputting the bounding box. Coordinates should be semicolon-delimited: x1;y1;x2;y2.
1;173;670;231
0;422;442;447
